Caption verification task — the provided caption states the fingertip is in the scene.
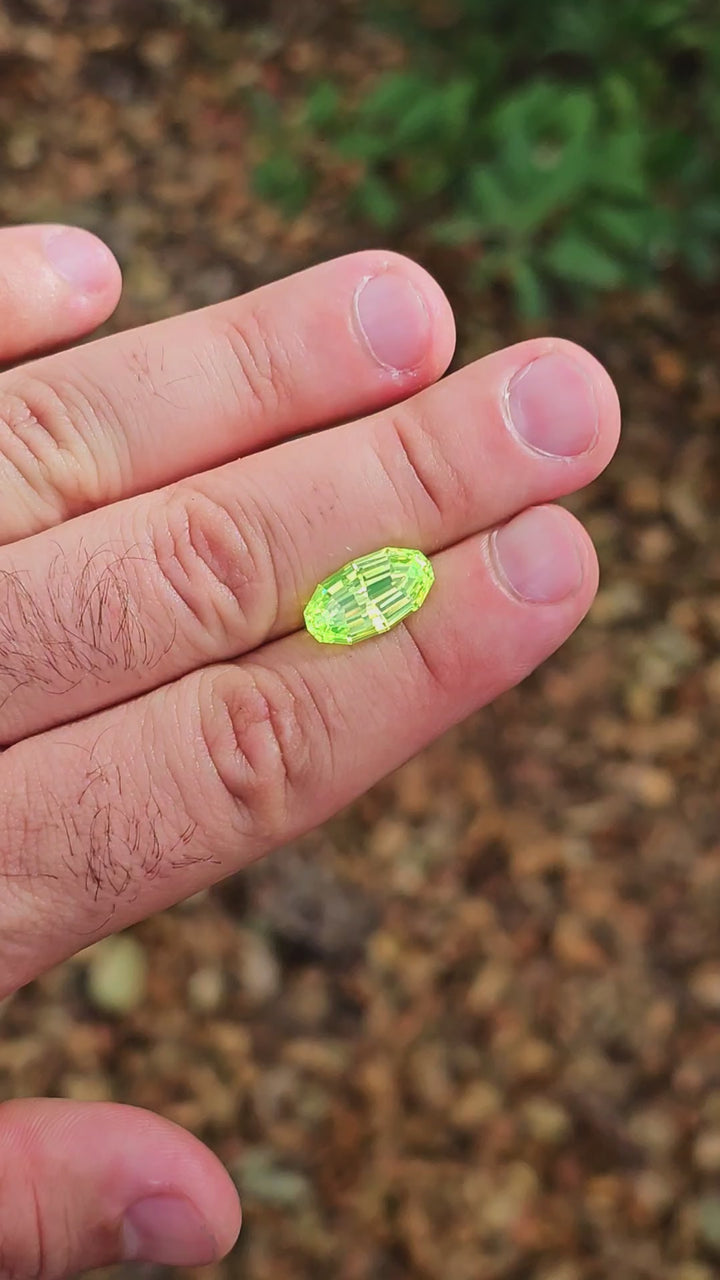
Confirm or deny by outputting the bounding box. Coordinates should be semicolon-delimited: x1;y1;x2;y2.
553;502;600;605
547;503;601;621
350;248;456;380
102;1103;242;1259
0;1098;241;1272
537;336;622;463
488;335;621;494
123;1189;240;1267
388;249;457;377
486;501;604;617
0;223;123;361
43;225;123;321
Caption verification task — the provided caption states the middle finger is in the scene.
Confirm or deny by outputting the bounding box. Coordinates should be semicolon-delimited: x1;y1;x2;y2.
0;337;619;744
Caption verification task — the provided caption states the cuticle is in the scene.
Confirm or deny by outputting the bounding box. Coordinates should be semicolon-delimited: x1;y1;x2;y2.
485;526;527;604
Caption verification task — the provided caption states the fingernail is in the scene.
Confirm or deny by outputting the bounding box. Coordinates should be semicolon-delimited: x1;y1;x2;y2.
505;353;598;457
354;272;431;371
490;506;584;603
45;228;115;295
123;1194;219;1266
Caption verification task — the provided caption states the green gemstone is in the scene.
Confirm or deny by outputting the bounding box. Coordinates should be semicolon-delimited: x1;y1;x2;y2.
304;547;434;645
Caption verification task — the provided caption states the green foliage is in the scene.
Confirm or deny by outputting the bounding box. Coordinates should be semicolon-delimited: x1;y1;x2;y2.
251;0;720;314
253;151;314;218
163;0;225;29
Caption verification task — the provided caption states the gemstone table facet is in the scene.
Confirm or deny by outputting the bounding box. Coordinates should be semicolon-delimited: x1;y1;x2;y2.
304;547;435;645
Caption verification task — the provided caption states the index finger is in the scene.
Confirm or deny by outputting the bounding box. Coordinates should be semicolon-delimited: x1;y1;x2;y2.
0;251;455;542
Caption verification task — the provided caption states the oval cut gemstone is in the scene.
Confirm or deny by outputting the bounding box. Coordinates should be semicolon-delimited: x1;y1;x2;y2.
304;547;434;645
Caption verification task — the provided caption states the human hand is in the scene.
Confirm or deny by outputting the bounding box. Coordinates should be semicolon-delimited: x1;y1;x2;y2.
0;225;620;1275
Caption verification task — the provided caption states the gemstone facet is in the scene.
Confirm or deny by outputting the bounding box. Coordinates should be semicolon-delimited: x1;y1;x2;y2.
304;547;434;645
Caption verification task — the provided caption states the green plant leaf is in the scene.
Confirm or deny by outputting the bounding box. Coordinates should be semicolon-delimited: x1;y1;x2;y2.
402;155;452;198
356;73;431;130
466;166;515;227
592;130;648;198
252;153;313;217
543;230;626;288
509;259;548;317
353;174;402;229
249;0;720;311
681;237;718;279
303;81;341;130
588;203;650;252
335;127;394;162
432;214;482;245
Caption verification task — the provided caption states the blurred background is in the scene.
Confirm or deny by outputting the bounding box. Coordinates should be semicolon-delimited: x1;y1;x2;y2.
2;2;720;1278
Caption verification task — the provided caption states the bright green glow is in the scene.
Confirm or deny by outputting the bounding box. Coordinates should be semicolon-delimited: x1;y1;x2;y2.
304;547;434;645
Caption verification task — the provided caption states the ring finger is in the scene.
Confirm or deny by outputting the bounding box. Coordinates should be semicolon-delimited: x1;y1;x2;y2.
0;501;598;992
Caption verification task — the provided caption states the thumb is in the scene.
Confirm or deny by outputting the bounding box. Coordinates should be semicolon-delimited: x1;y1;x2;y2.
0;1098;241;1277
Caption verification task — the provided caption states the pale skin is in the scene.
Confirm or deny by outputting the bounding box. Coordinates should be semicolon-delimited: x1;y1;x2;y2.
0;223;621;1275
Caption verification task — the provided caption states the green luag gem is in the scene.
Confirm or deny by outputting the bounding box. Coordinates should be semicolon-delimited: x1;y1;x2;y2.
304;547;434;645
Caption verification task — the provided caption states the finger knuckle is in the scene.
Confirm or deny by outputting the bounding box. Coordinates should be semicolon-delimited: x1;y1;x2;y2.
0;373;122;530
401;615;453;691
216;304;295;418
149;486;280;648
197;664;330;843
0;1231;42;1280
0;1149;54;1280
378;406;470;529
